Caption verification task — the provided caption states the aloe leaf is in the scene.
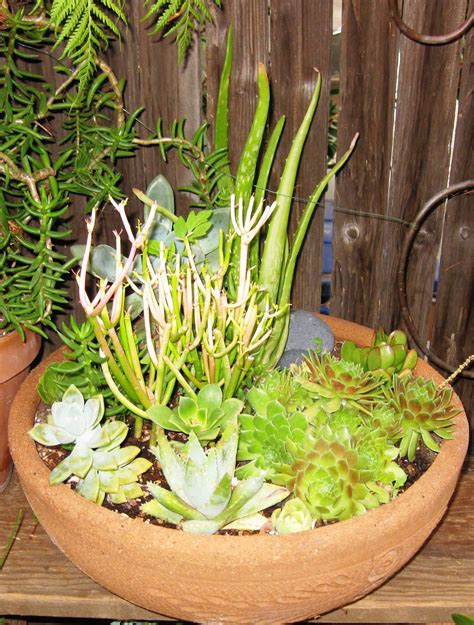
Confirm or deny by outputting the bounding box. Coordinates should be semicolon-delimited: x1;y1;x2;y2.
145;482;205;521
234;63;271;205
250;115;286;279
215;25;233;192
181;519;223;534
263;133;359;367
141;498;184;525
235;482;290;519
259;72;322;304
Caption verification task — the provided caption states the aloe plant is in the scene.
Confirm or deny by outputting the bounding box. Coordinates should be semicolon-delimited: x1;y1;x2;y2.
142;419;289;534
138;28;358;366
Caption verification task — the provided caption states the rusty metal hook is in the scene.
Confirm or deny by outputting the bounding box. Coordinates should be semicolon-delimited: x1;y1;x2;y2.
397;180;474;380
389;0;474;45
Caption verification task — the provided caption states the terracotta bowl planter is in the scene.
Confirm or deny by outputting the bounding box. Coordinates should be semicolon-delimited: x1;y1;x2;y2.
0;328;41;492
9;316;468;625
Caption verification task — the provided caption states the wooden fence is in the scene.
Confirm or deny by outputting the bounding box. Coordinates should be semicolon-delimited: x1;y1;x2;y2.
56;2;474;445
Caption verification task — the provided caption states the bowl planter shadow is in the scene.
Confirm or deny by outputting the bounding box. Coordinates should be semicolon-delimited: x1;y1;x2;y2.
0;329;41;493
8;316;469;625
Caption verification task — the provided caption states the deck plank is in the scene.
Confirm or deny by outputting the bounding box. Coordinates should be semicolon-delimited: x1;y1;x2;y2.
0;462;472;623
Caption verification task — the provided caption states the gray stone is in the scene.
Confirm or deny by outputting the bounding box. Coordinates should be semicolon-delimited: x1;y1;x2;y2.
278;310;334;368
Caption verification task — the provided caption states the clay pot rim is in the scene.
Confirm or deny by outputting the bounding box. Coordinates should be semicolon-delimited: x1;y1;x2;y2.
9;315;469;546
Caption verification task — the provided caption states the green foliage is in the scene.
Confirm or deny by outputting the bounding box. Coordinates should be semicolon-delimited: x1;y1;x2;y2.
341;328;417;378
144;0;221;61
147;383;244;441
236;387;309;481
297;352;386;413
141;420;289;534
275;426;406;522
37;317;126;416
271;497;313;535
0;8;140;335
386;374;459;461
50;0;127;91
29;385;151;504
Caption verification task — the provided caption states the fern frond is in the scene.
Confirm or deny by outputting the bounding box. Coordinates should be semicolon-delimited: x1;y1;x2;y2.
144;0;221;61
50;0;127;91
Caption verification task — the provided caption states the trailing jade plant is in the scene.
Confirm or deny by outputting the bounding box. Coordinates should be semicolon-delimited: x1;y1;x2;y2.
0;6;140;337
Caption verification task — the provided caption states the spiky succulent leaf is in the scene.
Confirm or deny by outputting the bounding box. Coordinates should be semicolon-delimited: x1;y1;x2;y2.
386;374;459;461
297;352;385;412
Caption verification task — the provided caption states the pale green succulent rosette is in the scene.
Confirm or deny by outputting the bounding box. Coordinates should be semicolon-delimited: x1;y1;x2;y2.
141;419;289;534
386;374;459;461
29;385;151;505
271;497;313;535
146;383;244;442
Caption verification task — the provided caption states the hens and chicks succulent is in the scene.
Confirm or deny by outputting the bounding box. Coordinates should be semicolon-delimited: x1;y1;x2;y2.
30;328;459;534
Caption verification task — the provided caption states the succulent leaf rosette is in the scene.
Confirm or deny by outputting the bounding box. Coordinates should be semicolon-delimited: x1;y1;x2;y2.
386;374;459;461
146;383;244;441
236;387;309;481
29;385;151;505
271;497;314;535
141;419;289;534
297;352;385;414
275;425;406;522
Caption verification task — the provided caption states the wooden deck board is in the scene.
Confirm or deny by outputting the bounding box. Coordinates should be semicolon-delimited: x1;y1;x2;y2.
0;462;473;623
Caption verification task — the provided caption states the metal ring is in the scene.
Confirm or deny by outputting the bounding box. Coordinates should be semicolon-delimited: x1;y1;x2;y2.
397;180;474;379
390;0;474;45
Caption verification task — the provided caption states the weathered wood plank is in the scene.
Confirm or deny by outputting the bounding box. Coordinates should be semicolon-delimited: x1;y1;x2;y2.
0;462;472;622
387;0;467;341
268;0;332;311
332;0;399;327
431;26;474;453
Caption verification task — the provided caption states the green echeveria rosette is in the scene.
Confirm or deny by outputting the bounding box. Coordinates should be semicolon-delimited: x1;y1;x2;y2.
236;387;309;480
146;383;244;442
297;352;386;414
386;374;459;461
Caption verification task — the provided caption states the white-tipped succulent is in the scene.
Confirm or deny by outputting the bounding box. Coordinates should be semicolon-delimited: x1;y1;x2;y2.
141;419;289;534
29;385;151;504
29;384;105;448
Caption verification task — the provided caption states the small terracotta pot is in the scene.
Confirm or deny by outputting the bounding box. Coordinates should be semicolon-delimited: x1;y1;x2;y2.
9;317;469;624
0;328;41;492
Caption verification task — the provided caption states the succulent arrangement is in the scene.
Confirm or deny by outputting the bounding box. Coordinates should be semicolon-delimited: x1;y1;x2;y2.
6;4;460;539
